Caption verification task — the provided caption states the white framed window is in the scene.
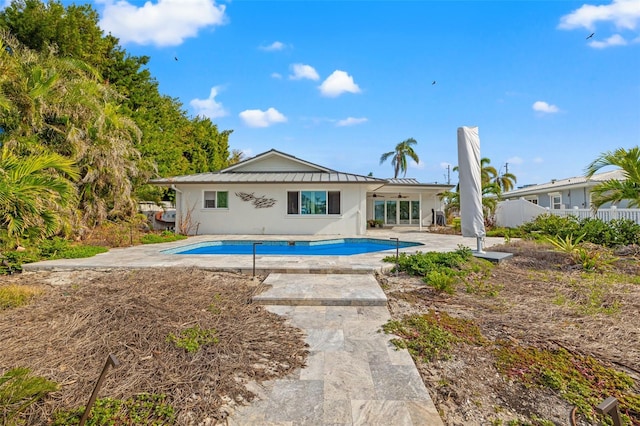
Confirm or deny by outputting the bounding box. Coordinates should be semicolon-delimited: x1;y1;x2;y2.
550;193;562;210
525;196;538;205
287;190;340;215
203;191;228;209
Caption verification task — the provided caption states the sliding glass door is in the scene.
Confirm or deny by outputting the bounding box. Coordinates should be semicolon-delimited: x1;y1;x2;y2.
386;201;397;224
399;201;410;224
373;199;421;225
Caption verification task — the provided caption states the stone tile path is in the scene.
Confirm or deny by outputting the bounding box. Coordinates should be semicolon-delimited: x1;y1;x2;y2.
228;274;444;425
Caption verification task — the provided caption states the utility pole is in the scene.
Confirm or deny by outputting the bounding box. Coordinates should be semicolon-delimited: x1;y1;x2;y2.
446;165;451;184
505;162;509;175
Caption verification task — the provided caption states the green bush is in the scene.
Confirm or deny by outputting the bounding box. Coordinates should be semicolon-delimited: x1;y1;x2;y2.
606;218;640;247
383;246;472;277
1;236;108;274
0;367;58;425
52;393;175;426
423;270;456;294
141;231;187;244
382;310;485;362
520;214;581;239
519;215;640;247
39;237;108;260
486;227;525;238
166;325;219;353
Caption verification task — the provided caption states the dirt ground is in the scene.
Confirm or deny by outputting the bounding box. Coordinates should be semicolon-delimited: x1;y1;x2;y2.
1;240;639;425
380;240;640;426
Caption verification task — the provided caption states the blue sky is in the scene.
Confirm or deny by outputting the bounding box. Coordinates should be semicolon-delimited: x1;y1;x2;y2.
60;0;640;186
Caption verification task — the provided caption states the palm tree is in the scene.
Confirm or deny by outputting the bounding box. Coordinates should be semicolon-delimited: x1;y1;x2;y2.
379;138;420;178
1;32;145;227
585;146;640;209
480;158;498;184
444;157;508;220
494;171;517;193
0;148;78;244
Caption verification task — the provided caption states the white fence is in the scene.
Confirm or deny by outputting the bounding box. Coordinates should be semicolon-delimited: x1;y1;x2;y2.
495;199;640;228
551;207;640;224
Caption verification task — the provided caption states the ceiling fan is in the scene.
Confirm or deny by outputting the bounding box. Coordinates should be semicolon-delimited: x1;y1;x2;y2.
396;193;409;199
372;193;385;198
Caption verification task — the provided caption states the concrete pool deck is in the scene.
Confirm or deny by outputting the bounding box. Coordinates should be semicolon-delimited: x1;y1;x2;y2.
23;228;507;274
19;229;507;425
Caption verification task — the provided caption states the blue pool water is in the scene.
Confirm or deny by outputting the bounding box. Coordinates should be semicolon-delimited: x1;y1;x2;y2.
164;238;422;256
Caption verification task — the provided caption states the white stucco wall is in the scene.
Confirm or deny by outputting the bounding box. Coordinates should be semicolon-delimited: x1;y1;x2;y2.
175;183;368;235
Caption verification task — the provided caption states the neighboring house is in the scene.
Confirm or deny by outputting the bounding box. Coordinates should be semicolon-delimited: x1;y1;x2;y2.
501;169;630;210
151;149;452;235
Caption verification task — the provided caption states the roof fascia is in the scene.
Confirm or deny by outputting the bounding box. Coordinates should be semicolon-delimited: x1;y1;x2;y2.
220;149;336;173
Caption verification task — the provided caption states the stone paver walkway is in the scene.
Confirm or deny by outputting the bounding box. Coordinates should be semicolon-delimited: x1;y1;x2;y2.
228;273;444;426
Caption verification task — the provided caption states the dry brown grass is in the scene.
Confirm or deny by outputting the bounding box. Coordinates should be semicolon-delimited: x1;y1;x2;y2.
0;269;308;424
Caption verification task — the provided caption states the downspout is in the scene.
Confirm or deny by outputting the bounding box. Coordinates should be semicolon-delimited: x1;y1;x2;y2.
171;184;182;234
419;193;423;231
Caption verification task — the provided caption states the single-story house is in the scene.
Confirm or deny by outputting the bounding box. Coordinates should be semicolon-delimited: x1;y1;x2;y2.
151;149;453;235
501;169;630;210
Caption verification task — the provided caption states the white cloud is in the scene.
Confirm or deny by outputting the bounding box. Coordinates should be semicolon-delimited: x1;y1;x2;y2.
589;33;628;48
271;72;283;79
190;86;227;119
410;160;425;170
336;117;368;127
440;162;452;169
532;101;559;114
558;0;640;31
289;64;320;81
260;41;286;51
533;157;544;164
506;156;524;165
239;107;287;128
319;70;361;97
97;0;226;47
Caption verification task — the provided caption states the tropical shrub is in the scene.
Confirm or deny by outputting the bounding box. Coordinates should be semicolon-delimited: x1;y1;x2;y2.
520;214;581;239
520;215;640;247
52;393;175;426
383;246;472;277
0;367;58;425
141;231;187;244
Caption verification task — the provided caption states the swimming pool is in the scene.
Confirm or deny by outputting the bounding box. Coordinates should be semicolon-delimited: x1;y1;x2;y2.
164;238;422;256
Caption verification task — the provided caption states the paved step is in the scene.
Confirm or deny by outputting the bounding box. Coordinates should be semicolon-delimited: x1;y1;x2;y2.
252;273;387;306
229;305;443;426
241;273;444;425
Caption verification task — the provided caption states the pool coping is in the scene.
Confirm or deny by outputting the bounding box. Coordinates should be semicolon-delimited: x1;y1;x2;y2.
22;230;508;274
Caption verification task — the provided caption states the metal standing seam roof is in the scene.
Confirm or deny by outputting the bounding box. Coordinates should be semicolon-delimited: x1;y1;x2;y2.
386;178;421;185
150;172;386;185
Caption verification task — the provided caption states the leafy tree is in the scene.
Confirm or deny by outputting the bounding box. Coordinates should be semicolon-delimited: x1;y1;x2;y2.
494;170;517;192
0;147;78;244
585;146;640;209
1;0;234;182
380;138;420;178
0;0;111;68
0;30;146;227
228;149;246;166
479;157;497;183
481;158;517;193
442;157;513;219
